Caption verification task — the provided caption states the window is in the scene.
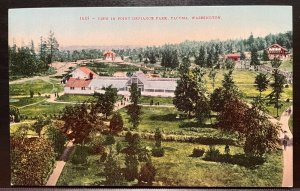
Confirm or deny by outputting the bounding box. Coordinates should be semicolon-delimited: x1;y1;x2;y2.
70;87;75;90
81;87;86;90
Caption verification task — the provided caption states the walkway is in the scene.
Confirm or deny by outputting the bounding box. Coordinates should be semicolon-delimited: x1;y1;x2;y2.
279;106;293;187
46;141;74;186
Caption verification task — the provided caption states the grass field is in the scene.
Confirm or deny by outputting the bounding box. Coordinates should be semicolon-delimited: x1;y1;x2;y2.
266;59;292;72
139;96;173;105
57;94;97;103
10;80;53;96
19;101;69;117
57;139;282;186
9;97;46;107
9;79;64;96
119;106;236;142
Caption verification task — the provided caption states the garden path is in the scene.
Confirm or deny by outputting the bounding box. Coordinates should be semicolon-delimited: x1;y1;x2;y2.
279;106;293;187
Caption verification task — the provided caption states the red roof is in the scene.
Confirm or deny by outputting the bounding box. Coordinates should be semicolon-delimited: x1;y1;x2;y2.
103;50;116;55
78;67;97;76
65;78;92;88
267;44;288;51
226;53;240;58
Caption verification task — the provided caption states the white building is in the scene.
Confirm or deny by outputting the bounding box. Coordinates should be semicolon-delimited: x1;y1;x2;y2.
65;68;178;97
70;66;98;79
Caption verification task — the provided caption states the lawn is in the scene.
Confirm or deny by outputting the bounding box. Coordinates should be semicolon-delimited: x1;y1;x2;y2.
265;101;292;118
266;59;292;72
10;79;53;96
139;96;173;105
118;106;237;143
57;140;282;187
19;101;69;117
57;94;97;103
9;97;46;107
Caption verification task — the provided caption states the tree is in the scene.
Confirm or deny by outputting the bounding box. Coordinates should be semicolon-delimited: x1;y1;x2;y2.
254;73;269;98
222;69;236;92
47;30;59;65
243;103;280;157
269;69;286;118
60;103;98;144
104;151;124;185
123;133;141;181
262;49;269;61
11;136;56;186
127;104;142;130
206;49;213;68
46;124;67;157
250;47;260;69
94;85;118;118
195;46;206;67
138;161;156;186
148;51;157;64
10;105;21;122
109;113;124;133
129;83;141;105
270;57;281;68
240;52;246;60
31;115;51;137
208;67;217;91
154;128;162;147
225;59;235;70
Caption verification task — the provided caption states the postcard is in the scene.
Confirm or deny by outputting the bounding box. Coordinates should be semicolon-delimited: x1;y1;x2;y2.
9;6;293;187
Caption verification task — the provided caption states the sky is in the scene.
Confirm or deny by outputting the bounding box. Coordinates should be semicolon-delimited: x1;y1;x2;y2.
9;6;292;48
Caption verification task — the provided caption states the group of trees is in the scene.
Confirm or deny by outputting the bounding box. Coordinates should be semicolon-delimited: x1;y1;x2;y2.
9;31;59;77
173;54;284;157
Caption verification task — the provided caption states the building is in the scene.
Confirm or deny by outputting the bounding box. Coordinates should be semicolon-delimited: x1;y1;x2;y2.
64;67;178;97
225;53;241;61
103;50;116;61
70;66;98;79
266;44;288;60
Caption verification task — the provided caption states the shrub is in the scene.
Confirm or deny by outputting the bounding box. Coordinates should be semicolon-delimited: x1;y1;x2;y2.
104;135;116;145
191;148;205;157
100;151;108;162
286;98;290;102
46;125;67;158
204;145;220;161
70;145;89;164
87;135;105;154
285;84;289;88
138;161;156;186
152;146;165;157
109;113;124;133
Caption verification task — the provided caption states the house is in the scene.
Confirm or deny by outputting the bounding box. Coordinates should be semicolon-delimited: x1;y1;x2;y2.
225;53;240;61
103;50;116;61
266;44;288;60
64;78;93;94
64;68;179;97
70;67;98;79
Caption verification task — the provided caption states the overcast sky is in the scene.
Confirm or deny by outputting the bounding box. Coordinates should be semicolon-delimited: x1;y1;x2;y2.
9;6;292;48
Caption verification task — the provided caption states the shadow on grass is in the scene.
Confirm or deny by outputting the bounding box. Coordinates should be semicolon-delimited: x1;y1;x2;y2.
179;121;216;129
148;113;180;122
203;154;266;169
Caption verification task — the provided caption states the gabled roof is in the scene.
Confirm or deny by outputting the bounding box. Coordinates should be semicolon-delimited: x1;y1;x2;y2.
225;53;240;58
78;67;98;76
65;78;92;88
267;44;288;51
103;50;116;55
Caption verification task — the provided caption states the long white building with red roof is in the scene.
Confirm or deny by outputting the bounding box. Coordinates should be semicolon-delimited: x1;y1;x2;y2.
64;67;178;97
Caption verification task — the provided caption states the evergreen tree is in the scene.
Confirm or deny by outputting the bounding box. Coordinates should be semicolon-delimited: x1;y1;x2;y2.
47;30;59;65
262;49;269;61
250;47;260;69
109;112;124;133
254;73;269;98
104;151;124;185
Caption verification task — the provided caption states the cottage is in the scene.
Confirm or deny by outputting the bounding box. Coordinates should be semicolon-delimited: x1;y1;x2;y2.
225;53;241;61
266;44;288;60
70;67;98;79
103;50;116;61
64;78;93;94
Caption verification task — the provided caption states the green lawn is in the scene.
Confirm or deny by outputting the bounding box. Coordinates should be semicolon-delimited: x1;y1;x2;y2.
57;140;282;186
9;97;45;107
265;101;292;118
10;80;53;96
266;59;292;72
19;101;69;117
119;106;236;142
57;94;97;103
139;96;173;105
